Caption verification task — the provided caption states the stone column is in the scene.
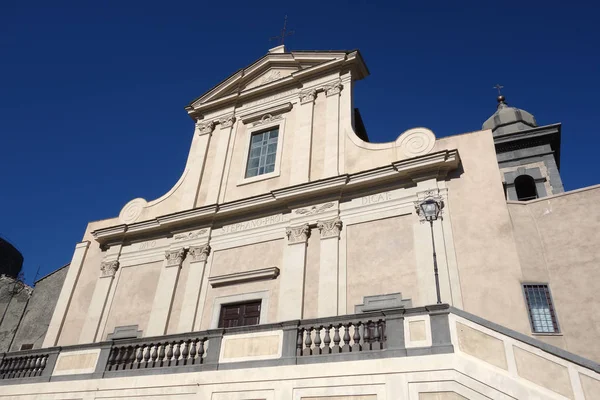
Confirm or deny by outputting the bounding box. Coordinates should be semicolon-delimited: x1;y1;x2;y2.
323;81;343;177
43;241;90;348
290;89;316;185
177;244;210;333
145;248;186;336
205;115;235;205
180;120;214;209
78;259;120;343
317;218;342;317
278;224;310;321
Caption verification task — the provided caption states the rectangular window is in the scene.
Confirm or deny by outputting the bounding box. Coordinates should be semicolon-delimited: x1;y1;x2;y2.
218;300;261;328
19;343;34;350
523;284;559;333
245;128;279;178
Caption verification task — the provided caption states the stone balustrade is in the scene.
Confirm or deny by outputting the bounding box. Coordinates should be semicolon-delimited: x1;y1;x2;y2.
0;305;455;384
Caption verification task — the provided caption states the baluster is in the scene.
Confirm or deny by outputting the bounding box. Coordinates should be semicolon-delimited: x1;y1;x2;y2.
380;320;386;348
11;357;21;379
143;344;152;368
296;329;304;356
33;356;42;377
352;322;362;352
13;358;22;378
363;321;371;351
323;325;332;354
373;320;382;350
167;341;175;366
332;324;342;354
151;343;158;367
135;345;143;369
23;356;34;377
313;326;322;355
189;339;197;365
115;347;125;371
107;347;117;371
39;355;47;376
197;339;205;364
342;323;351;353
158;342;166;367
0;359;7;379
303;327;313;356
181;340;190;365
174;341;182;366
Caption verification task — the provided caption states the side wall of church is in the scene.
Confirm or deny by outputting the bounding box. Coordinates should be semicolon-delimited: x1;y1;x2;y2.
508;185;600;362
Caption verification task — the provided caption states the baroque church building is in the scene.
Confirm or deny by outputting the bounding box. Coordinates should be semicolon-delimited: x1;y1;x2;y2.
1;45;599;399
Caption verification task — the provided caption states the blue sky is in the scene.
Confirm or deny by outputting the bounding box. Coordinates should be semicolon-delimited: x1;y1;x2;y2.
1;1;599;284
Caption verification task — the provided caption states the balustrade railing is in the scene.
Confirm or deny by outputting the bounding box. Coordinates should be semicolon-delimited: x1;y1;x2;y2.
297;318;386;356
106;337;207;371
0;353;49;379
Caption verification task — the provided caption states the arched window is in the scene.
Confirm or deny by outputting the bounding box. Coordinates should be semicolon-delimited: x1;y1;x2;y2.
514;175;538;201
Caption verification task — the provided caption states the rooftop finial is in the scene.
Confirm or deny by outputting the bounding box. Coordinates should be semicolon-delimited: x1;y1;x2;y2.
270;15;294;47
493;84;507;108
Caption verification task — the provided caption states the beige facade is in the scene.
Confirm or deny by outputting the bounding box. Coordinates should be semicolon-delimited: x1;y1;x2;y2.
3;45;599;398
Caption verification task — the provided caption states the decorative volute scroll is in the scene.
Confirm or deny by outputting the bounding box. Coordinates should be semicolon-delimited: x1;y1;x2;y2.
218;114;236;128
165;248;186;267
324;80;343;97
299;89;317;104
317;218;343;239
100;261;119;277
195;120;215;136
188;244;210;263
286;224;310;244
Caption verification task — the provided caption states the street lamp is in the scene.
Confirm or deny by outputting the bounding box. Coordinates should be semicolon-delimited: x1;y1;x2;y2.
418;198;443;304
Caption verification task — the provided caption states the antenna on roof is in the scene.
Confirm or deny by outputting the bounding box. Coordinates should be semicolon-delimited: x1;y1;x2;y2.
270;15;294;46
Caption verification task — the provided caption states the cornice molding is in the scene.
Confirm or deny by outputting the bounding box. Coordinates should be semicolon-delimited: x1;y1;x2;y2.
240;102;292;124
208;267;279;288
91;150;460;244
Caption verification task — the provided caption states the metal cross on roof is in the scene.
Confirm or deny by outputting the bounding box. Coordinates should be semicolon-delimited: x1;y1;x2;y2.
270;15;294;45
493;84;504;96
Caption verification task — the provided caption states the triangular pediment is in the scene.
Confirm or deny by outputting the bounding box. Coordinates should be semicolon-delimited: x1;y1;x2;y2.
187;49;368;112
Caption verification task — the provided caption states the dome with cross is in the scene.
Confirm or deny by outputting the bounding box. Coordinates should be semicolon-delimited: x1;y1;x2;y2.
482;95;538;136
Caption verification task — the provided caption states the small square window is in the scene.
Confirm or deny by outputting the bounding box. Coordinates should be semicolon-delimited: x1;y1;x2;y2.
19;343;34;350
245;128;279;179
523;284;559;333
218;300;261;328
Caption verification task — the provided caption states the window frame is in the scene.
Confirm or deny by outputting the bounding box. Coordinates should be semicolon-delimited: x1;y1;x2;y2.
218;299;262;328
210;290;270;329
522;283;561;335
238;118;286;186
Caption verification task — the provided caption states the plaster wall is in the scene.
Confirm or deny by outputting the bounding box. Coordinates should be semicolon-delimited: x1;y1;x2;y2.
508;185;600;362
0;278;30;352
309;92;327;181
437;131;531;335
194;130;218;207
102;261;162;340
166;257;191;335
302;232;320;319
346;215;417;312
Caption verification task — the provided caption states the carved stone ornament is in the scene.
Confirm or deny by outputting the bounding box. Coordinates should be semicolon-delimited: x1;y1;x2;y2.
285;224;310;244
299;89;317;104
189;244;210;262
295;202;334;216
252;113;283;127
414;191;445;223
165;248;186;267
195;120;215;135
324;81;343;97
100;261;119;277
174;229;207;241
317;218;343;239
219;114;236;128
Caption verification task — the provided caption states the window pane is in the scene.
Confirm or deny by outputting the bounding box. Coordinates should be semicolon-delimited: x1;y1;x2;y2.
245;129;279;178
523;284;559;333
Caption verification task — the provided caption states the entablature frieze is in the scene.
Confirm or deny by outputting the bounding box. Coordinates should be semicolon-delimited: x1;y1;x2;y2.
91;150;460;245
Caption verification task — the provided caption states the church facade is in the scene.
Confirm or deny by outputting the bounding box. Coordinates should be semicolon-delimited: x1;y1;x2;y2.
1;45;599;399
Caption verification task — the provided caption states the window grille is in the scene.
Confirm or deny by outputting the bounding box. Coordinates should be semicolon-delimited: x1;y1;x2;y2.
245;128;279;178
523;284;559;333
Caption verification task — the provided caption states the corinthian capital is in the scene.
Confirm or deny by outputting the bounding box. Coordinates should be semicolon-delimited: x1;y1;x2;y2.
299;89;317;104
324;81;343;97
286;224;310;244
195;120;215;136
219;114;236;128
189;244;210;262
317;218;343;239
165;248;186;267
100;261;119;277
